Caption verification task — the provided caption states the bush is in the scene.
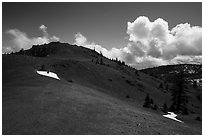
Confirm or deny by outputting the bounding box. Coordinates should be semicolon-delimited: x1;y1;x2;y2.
195;116;202;121
39;64;45;71
126;80;134;86
181;107;189;115
108;78;112;82
152;104;158;110
196;95;201;101
67;80;73;82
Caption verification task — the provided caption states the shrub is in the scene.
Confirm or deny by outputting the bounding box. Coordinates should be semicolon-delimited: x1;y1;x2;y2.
195;116;202;121
67;80;73;82
40;64;45;71
181;107;189;115
152;104;158;110
108;78;112;82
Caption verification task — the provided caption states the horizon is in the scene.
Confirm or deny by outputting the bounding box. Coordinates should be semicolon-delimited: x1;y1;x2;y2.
2;2;202;69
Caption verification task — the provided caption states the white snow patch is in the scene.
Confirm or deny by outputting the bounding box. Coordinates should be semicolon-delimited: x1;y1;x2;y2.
37;71;60;80
163;112;184;123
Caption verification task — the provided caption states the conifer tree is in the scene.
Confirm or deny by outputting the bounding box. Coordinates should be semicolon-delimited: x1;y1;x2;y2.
171;71;188;113
143;93;151;108
162;103;168;113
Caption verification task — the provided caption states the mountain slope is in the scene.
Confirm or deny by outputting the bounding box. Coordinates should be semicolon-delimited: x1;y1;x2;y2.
141;64;202;86
2;42;202;134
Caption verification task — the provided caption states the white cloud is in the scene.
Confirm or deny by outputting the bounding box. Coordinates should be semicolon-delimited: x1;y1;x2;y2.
39;24;47;33
75;16;201;69
74;32;110;57
4;25;60;53
75;32;88;46
4;16;201;69
127;16;202;60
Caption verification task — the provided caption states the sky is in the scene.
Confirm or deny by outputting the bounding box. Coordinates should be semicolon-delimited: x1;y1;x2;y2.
2;2;202;69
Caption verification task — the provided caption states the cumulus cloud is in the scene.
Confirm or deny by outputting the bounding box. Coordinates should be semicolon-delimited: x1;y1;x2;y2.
74;32;111;57
75;16;201;69
75;32;88;46
4;25;60;53
127;16;202;60
4;16;201;69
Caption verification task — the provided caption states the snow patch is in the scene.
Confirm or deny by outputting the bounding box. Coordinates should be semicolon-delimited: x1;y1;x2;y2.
37;71;60;80
163;112;184;123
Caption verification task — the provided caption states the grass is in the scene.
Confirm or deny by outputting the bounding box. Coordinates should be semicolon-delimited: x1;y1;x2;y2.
2;54;202;135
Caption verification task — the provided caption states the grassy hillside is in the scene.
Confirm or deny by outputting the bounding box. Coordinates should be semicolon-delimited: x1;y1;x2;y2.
2;42;202;134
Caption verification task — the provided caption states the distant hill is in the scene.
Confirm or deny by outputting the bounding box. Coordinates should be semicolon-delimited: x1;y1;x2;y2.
2;42;202;135
141;64;202;87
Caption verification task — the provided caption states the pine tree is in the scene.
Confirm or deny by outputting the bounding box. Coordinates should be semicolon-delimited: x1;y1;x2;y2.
159;83;163;89
95;59;99;64
169;103;176;112
162;103;168;113
143;93;151;108
171;71;188;113
150;98;154;104
135;70;139;76
193;81;197;88
100;58;103;65
165;84;169;91
100;51;103;56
